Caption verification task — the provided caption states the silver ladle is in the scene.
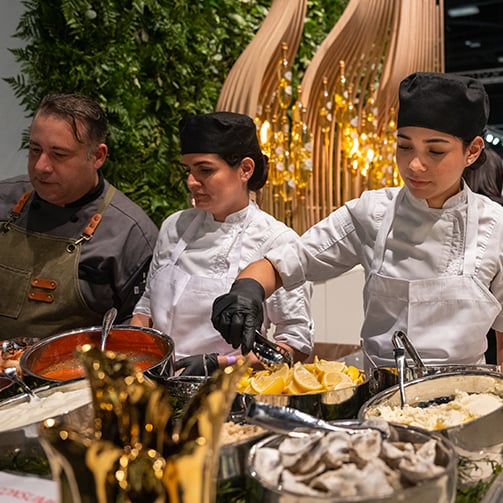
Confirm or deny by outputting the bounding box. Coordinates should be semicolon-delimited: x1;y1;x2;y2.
100;307;118;351
245;401;389;438
3;366;39;401
252;330;293;368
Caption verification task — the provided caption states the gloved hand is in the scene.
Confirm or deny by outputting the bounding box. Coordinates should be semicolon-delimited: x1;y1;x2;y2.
211;278;265;355
174;353;219;376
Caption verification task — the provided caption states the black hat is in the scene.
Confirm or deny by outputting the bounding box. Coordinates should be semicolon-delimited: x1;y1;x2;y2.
397;72;489;139
179;111;261;157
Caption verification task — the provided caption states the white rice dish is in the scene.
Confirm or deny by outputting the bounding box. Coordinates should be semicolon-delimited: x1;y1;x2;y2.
0;384;92;433
370;391;503;431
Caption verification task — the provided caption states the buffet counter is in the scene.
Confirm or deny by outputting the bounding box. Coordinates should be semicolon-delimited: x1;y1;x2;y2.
1;342;503;503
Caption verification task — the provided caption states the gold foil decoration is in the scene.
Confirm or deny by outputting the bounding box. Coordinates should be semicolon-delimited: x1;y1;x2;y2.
258;42;314;232
38;345;248;503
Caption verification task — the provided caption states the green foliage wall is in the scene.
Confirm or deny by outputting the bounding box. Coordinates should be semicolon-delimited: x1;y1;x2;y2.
6;0;347;226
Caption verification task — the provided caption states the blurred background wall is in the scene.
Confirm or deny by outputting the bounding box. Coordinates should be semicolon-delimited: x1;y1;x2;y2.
0;1;29;179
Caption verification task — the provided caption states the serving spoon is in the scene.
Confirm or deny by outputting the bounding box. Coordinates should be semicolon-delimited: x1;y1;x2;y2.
100;307;118;351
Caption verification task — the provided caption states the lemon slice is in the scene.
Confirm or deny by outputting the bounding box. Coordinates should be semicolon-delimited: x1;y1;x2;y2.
284;379;303;394
345;365;362;382
250;374;286;394
302;362;317;373
322;371;354;391
293;365;323;392
314;359;346;374
272;363;291;382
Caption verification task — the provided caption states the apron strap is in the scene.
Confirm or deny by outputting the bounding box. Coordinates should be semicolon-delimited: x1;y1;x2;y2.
67;186;117;251
462;187;478;275
170;211;206;264
370;188;404;273
12;191;32;215
227;201;257;280
3;191;32;231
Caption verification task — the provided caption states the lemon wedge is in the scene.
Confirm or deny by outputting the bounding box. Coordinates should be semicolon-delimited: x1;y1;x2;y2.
273;363;291;381
345;365;362;382
293;364;323;392
314;359;346;374
250;374;286;394
322;371;354;391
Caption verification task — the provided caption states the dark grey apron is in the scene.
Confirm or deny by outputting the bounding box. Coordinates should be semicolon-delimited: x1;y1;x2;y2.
0;187;115;340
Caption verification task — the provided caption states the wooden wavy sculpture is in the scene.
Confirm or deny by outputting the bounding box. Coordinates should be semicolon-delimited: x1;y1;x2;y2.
216;0;307;116
300;0;444;227
217;0;444;232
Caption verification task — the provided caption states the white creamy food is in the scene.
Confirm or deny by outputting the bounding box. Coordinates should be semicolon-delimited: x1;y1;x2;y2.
0;384;92;433
370;391;503;430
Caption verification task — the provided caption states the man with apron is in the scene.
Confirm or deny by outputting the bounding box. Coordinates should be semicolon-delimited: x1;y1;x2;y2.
131;112;314;375
212;72;503;369
0;94;158;340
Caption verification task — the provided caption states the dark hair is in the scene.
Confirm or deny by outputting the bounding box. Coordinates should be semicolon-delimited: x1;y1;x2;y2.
220;152;269;192
463;147;503;204
35;94;108;147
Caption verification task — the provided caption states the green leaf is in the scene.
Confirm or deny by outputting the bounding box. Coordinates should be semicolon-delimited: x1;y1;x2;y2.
5;0;348;227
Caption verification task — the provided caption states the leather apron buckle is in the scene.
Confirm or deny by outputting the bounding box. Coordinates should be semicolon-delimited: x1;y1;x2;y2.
28;291;55;303
28;277;57;303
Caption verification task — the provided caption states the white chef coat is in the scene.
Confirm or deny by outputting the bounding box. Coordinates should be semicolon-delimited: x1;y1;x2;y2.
133;202;314;358
266;184;503;366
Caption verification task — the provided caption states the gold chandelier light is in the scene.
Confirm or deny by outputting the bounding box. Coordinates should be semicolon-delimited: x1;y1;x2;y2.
217;0;444;234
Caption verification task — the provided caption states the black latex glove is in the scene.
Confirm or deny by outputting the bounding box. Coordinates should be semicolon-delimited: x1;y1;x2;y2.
174;353;219;376
211;278;265;355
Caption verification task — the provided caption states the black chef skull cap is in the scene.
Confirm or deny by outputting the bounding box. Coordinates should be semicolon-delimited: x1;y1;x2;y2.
397;72;490;140
179;111;262;158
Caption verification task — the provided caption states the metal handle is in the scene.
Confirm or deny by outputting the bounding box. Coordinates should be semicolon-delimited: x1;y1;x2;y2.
394;330;426;370
100;307;118;351
392;334;407;408
2;366;39;401
360;338;378;369
252;330;293;368
246;401;388;438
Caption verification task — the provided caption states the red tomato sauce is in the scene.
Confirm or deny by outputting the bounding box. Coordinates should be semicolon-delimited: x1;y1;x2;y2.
39;353;158;381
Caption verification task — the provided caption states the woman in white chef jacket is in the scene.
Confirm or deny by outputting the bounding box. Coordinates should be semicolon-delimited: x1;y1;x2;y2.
131;112;314;375
212;72;503;369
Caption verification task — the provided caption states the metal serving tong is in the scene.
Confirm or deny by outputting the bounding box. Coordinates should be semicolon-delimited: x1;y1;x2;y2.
252;330;293;368
393;330;426;370
391;332;407;408
2;366;39;401
245;401;389;438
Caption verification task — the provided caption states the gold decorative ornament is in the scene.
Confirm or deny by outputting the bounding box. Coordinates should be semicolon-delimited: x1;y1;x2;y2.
38;345;248;503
